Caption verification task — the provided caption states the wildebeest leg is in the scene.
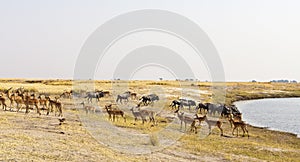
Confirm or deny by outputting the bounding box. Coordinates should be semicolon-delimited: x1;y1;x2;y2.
141;117;146;124
208;124;212;135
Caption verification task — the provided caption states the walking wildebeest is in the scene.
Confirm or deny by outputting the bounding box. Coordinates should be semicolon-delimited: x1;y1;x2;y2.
140;96;151;105
195;102;209;114
206;103;227;116
116;91;131;104
178;98;196;110
221;104;242;118
140;94;159;105
169;100;181;109
85;91;104;103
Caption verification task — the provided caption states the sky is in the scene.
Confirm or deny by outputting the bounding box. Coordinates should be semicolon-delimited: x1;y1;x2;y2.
0;0;300;82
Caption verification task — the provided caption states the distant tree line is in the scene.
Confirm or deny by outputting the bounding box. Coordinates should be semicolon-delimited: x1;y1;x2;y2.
270;79;297;83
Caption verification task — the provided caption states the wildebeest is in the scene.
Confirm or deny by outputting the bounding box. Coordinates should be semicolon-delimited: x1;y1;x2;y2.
220;105;231;117
195;102;209;114
209;104;238;117
85;91;104;103
148;94;159;102
202;103;223;116
221;104;242;118
139;94;159;105
169;100;181;109
231;105;241;115
116;91;131;104
140;96;151;105
178;98;196;110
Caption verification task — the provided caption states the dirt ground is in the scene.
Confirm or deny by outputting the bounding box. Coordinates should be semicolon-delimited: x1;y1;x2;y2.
0;104;227;162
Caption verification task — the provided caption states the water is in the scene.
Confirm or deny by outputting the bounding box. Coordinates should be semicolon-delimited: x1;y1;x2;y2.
235;98;300;137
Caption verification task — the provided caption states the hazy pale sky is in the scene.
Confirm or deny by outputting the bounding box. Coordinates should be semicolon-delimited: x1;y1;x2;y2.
0;0;300;81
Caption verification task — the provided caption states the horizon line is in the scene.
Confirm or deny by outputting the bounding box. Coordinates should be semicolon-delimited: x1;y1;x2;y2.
0;78;298;83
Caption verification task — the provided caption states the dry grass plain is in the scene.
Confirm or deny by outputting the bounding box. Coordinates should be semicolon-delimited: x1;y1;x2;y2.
0;79;300;161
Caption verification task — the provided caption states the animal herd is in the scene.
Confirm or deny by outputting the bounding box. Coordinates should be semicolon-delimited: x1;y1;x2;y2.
80;89;249;138
0;86;249;138
0;87;63;116
172;99;249;138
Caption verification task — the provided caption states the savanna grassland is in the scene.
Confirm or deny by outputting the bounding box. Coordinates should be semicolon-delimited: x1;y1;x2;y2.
0;79;300;162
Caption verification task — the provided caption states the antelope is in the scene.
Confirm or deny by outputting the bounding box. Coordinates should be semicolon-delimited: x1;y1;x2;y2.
228;113;242;128
4;87;14;110
45;96;55;113
24;94;41;115
204;117;224;136
80;102;96;114
53;96;63;116
129;107;141;121
129;106;156;125
190;120;199;133
15;87;25;95
174;109;194;131
228;116;249;138
102;90;110;97
45;96;63;116
14;93;25;112
130;92;137;100
104;104;126;122
0;95;7;110
38;95;49;113
60;90;73;99
190;114;207;134
53;98;63;117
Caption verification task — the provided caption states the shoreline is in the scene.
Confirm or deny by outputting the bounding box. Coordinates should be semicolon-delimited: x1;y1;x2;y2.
234;98;300;138
250;124;299;138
